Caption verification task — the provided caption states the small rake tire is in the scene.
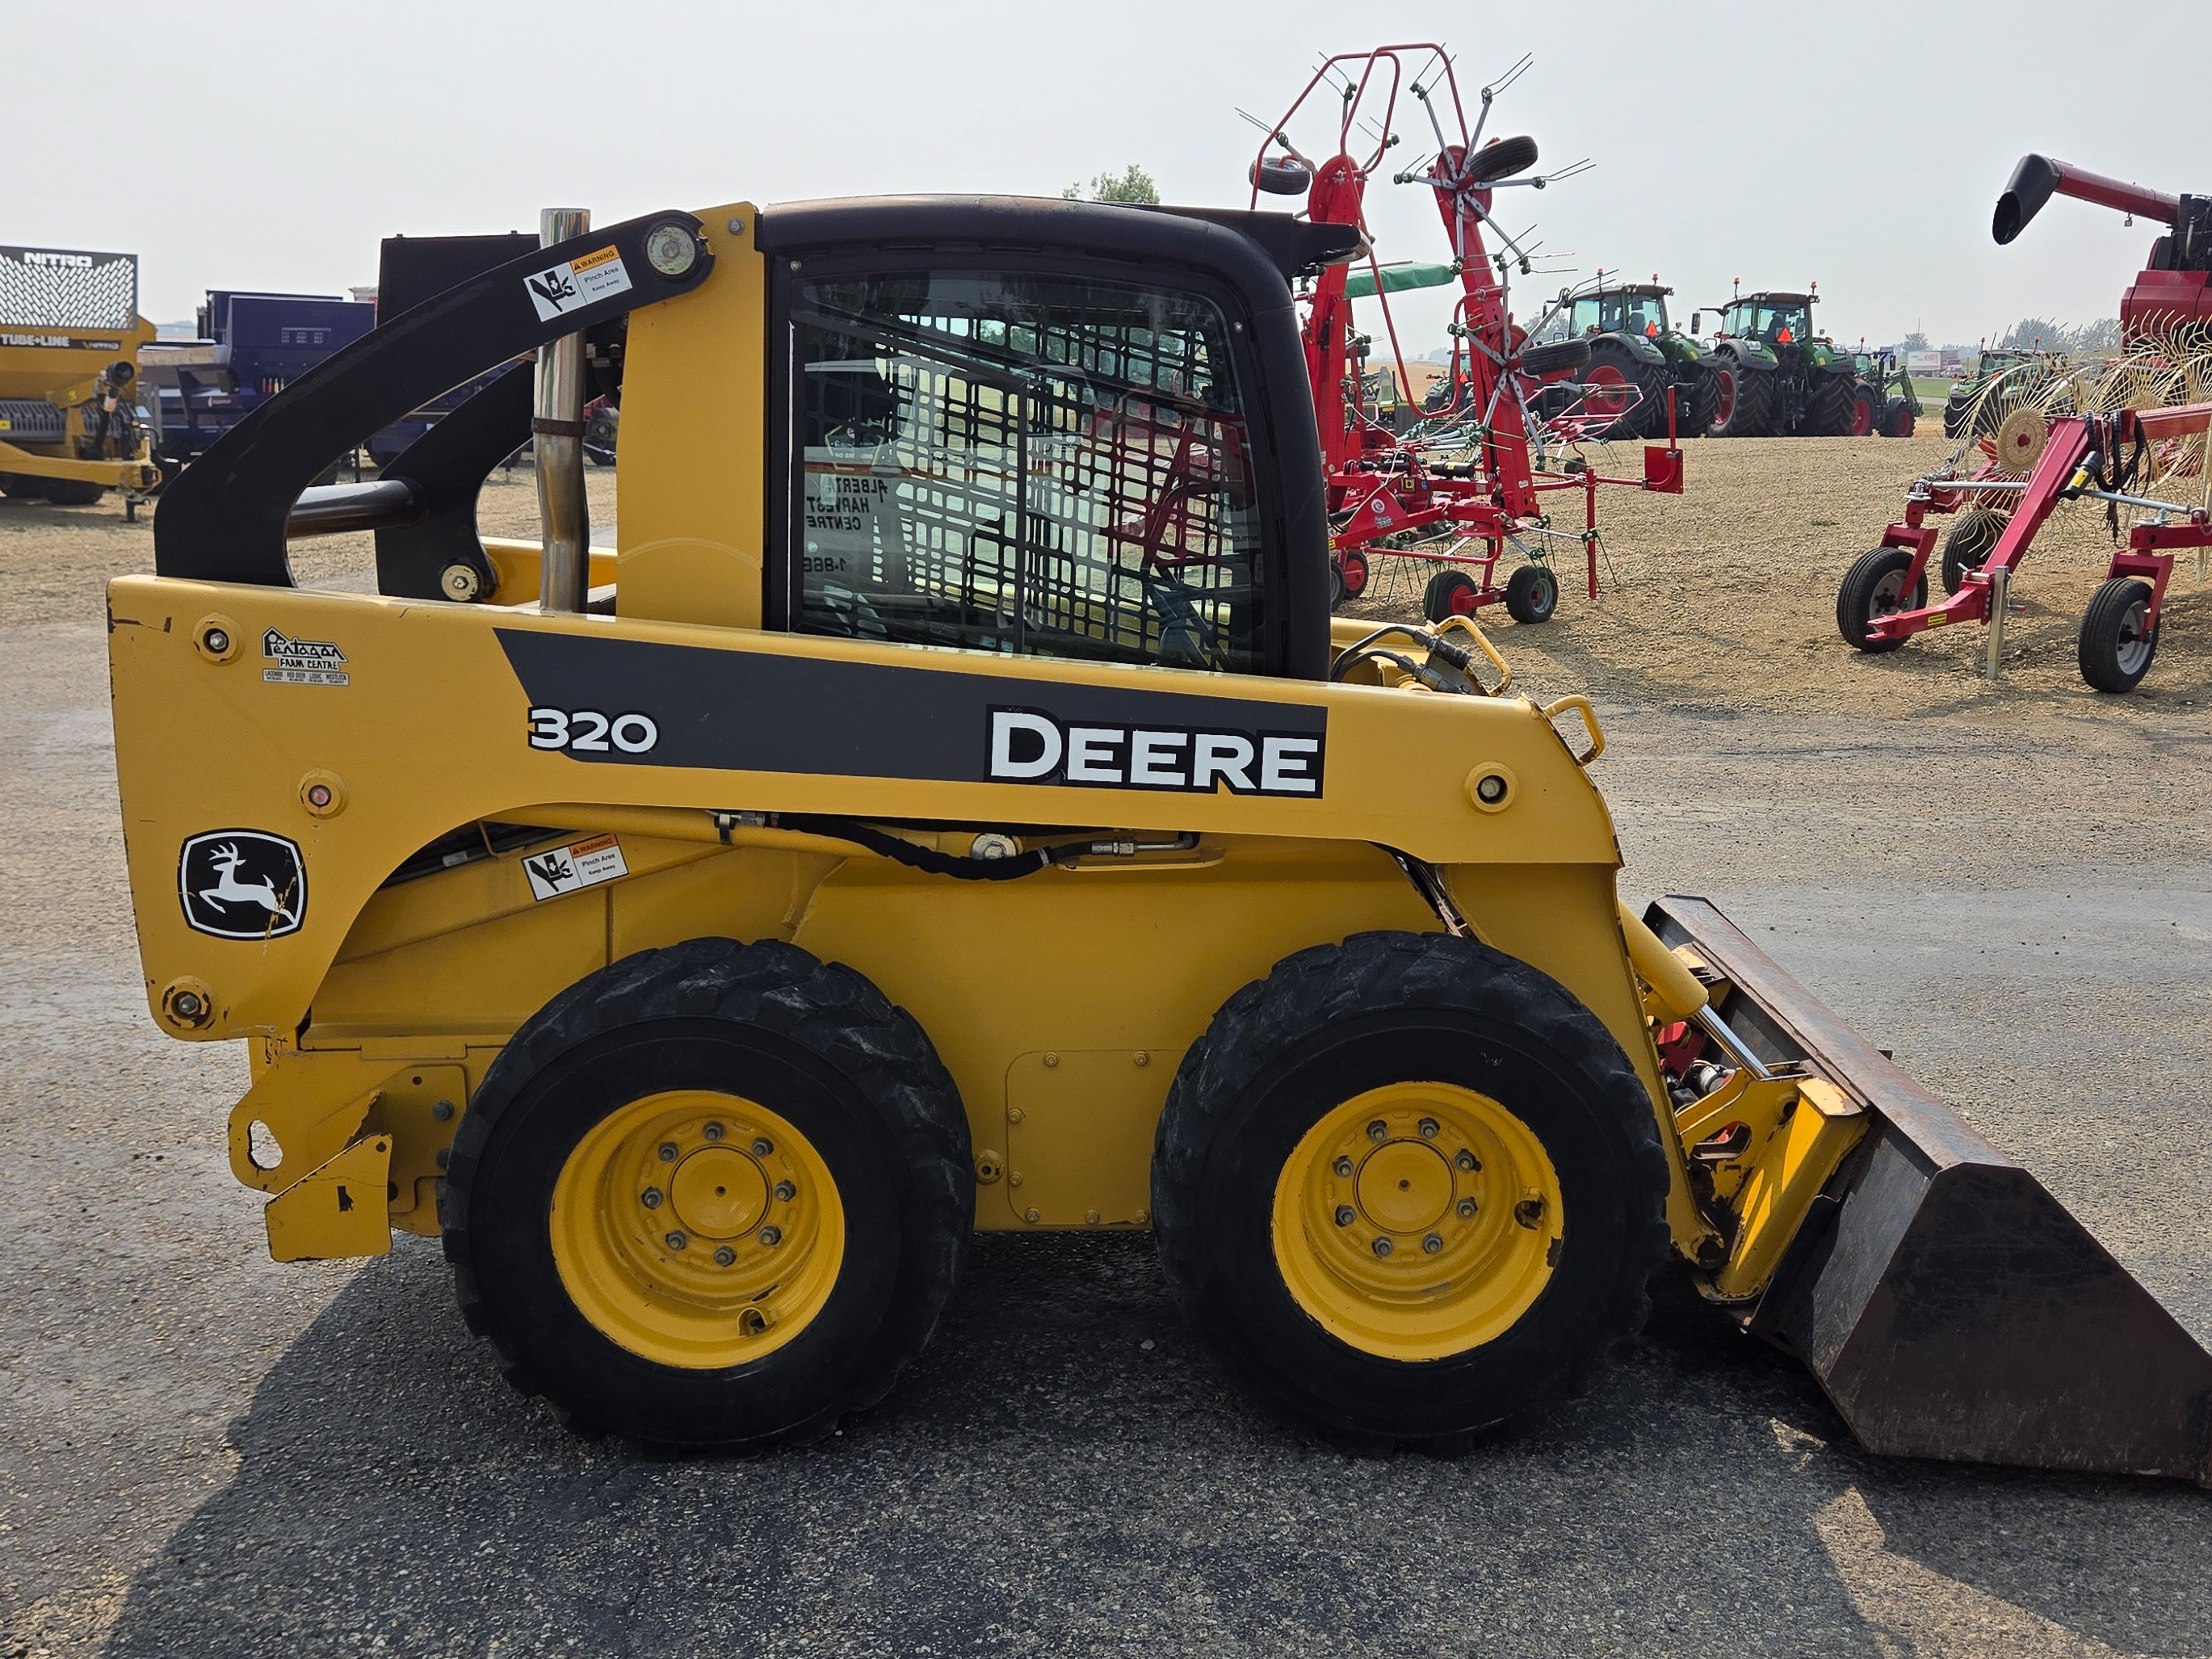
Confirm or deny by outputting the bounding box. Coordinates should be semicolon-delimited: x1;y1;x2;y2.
1151;930;1671;1450
2078;578;2160;694
1836;547;1926;653
440;938;971;1451
1941;510;2008;595
1422;567;1480;622
1505;563;1559;624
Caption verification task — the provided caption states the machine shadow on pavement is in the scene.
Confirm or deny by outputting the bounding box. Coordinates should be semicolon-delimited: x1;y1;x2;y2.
97;1235;2212;1657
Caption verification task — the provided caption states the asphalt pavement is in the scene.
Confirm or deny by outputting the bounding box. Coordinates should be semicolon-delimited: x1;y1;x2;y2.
4;611;2210;1658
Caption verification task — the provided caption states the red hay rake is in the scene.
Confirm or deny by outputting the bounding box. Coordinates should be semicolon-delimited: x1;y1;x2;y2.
1245;44;1685;624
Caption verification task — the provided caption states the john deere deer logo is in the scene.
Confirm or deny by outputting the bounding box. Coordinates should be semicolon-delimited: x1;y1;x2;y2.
178;830;308;939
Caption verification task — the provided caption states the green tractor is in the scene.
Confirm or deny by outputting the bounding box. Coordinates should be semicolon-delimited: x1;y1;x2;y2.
1694;287;1859;437
1845;347;1922;438
1941;348;2063;440
1522;275;1716;440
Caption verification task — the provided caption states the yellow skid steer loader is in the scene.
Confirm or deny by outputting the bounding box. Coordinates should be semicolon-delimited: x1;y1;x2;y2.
110;197;2212;1476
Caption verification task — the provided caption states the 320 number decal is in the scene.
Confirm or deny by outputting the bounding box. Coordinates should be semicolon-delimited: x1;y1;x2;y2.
527;707;659;754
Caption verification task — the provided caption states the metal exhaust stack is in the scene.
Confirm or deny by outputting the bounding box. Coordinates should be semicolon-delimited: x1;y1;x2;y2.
535;207;590;612
1650;897;2212;1482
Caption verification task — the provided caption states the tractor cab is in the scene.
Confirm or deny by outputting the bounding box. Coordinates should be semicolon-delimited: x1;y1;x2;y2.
1719;292;1818;352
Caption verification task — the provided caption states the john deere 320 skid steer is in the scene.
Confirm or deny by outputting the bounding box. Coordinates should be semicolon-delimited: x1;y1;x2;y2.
109;195;2212;1476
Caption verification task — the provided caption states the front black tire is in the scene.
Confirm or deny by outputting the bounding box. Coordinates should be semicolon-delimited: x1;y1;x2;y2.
2078;578;2160;693
1836;546;1927;653
1882;397;1916;438
1580;336;1663;440
1151;931;1671;1449
441;938;972;1451
1941;510;2008;594
1505;563;1559;624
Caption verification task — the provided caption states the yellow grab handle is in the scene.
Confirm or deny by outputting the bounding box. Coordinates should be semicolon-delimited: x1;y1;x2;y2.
1542;695;1605;764
1617;899;1710;1022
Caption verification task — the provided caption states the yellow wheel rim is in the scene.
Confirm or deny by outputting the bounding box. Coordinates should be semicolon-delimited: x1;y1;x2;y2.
550;1089;844;1368
1271;1082;1564;1361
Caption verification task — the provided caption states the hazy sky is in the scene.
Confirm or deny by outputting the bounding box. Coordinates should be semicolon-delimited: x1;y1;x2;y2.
9;0;2204;349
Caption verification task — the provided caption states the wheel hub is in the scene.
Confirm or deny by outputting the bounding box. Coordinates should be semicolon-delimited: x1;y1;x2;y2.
550;1090;843;1369
669;1146;770;1239
1271;1082;1565;1361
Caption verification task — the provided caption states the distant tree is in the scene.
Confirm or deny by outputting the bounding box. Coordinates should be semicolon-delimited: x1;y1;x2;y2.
1991;316;2123;353
1899;330;1929;354
2076;317;2122;351
1061;164;1160;205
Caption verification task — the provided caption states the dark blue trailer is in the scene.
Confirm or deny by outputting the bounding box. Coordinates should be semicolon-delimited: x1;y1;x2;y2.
141;292;376;478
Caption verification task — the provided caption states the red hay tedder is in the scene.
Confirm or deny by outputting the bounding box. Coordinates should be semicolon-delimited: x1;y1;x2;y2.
1245;45;1685;625
1837;155;2212;693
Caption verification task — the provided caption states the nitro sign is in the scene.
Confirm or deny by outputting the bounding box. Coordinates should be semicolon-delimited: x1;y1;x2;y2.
988;708;1324;797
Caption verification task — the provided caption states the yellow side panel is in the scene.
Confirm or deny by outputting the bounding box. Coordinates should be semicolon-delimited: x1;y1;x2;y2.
792;839;1436;1229
1003;1048;1184;1226
266;1135;392;1262
617;202;766;628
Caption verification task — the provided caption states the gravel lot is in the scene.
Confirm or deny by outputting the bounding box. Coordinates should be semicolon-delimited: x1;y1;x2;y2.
4;444;2210;1657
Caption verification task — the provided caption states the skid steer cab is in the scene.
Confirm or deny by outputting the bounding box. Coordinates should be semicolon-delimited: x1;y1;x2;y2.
111;197;2212;1476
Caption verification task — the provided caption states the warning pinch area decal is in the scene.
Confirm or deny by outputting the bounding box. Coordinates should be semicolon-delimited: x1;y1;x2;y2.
523;834;629;901
523;246;634;321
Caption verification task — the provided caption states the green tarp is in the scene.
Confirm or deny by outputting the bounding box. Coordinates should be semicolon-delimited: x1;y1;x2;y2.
1342;262;1460;299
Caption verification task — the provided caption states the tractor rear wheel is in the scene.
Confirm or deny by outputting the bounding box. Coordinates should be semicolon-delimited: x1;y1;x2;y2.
441;937;971;1451
2078;578;2160;693
1941;510;2008;594
1152;930;1670;1450
1687;368;1722;435
1836;547;1927;652
1705;348;1773;437
1422;567;1480;622
1579;337;1660;440
1846;382;1878;437
1505;563;1559;624
1807;373;1858;437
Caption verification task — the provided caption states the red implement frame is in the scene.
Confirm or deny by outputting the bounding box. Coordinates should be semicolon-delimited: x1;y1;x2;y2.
1866;403;2212;645
1248;45;1682;618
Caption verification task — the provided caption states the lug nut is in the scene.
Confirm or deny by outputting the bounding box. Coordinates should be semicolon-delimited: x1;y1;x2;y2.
665;1231;687;1250
1366;1120;1387;1142
1457;1197;1477;1219
774;1181;795;1203
1372;1237;1394;1258
758;1225;782;1247
703;1122;724;1141
1333;1157;1354;1178
752;1137;773;1157
1422;1233;1444;1254
1455;1149;1480;1172
641;1187;663;1209
1418;1117;1439;1139
713;1245;735;1266
657;1142;678;1162
1335;1204;1356;1227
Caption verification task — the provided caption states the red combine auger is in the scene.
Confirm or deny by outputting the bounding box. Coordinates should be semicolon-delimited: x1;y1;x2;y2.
1837;156;2212;693
1245;45;1685;624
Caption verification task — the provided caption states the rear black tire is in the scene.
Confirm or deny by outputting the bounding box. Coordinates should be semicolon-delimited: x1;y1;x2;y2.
1687;368;1722;436
1151;930;1671;1449
1579;337;1662;440
1705;348;1773;437
1806;372;1857;437
1941;510;2008;594
0;474;47;499
1422;567;1480;622
40;479;106;506
1517;338;1592;378
1505;563;1559;624
1329;558;1347;611
2077;578;2160;693
441;937;971;1451
1836;547;1927;653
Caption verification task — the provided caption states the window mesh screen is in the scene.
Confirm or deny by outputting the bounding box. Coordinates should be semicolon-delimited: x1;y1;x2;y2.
795;273;1262;671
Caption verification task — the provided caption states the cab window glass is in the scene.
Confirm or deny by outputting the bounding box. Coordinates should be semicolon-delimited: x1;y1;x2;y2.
791;271;1264;672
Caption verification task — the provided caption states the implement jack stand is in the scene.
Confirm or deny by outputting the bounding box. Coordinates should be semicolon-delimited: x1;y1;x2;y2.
1982;566;2009;681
